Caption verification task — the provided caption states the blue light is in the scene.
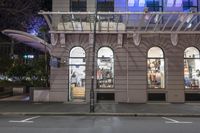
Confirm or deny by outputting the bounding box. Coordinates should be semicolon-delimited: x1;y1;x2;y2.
27;17;46;36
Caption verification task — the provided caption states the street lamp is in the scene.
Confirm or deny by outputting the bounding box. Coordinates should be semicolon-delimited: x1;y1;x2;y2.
90;0;98;113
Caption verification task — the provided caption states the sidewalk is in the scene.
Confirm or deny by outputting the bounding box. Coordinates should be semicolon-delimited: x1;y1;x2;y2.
0;101;200;117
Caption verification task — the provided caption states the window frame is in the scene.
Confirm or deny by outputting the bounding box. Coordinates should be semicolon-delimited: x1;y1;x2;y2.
147;46;165;89
146;0;164;12
68;46;86;101
184;46;200;89
97;46;114;89
97;0;114;12
70;0;87;12
183;0;198;12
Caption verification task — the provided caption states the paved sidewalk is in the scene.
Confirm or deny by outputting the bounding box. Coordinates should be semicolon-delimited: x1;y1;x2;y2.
0;101;200;117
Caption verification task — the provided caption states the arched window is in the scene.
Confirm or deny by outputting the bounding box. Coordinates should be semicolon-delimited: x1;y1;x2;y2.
69;47;86;101
184;47;200;89
97;47;114;88
147;47;165;89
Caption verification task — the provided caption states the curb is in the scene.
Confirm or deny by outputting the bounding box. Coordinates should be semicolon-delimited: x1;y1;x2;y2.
1;112;200;117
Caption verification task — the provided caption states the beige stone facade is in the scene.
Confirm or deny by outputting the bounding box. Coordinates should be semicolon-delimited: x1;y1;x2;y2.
49;34;200;103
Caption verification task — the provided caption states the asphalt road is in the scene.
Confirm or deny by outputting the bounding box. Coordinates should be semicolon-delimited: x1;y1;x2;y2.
0;116;199;133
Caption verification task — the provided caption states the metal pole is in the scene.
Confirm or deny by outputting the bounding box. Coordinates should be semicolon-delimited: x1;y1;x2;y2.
43;32;48;87
90;1;98;113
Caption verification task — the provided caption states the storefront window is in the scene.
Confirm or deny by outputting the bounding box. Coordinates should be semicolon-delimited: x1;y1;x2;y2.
147;47;165;89
69;47;86;101
184;47;200;89
97;47;114;88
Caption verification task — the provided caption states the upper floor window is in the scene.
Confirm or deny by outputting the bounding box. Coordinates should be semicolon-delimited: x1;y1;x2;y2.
146;0;163;11
97;0;114;11
70;0;87;12
183;0;198;12
184;47;200;89
166;0;182;7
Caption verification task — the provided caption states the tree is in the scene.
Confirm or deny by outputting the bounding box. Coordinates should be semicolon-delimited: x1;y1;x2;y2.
0;55;13;74
0;0;40;31
26;56;48;87
6;59;30;81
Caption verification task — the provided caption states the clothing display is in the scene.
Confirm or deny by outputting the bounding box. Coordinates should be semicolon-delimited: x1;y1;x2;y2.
148;59;164;88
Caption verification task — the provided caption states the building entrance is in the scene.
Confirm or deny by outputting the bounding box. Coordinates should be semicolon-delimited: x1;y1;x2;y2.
69;47;86;102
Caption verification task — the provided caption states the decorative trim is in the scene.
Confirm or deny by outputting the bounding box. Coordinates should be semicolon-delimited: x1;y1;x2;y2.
89;33;94;45
60;34;66;46
171;33;178;46
51;34;58;46
117;34;123;47
133;33;141;46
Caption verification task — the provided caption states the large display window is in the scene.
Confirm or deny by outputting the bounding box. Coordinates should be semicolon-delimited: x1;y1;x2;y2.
147;47;165;89
97;47;114;88
184;47;200;89
69;47;86;101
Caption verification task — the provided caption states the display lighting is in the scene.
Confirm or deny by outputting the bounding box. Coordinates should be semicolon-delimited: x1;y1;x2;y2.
139;0;146;7
128;0;135;6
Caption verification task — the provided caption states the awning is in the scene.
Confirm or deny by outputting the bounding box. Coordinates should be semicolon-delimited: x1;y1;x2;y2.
1;29;51;53
39;11;200;34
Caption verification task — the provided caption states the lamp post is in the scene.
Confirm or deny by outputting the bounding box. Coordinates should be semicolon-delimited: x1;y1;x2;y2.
90;0;98;113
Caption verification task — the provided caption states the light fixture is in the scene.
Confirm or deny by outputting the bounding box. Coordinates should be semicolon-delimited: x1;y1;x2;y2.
139;0;145;7
128;0;135;6
175;0;182;7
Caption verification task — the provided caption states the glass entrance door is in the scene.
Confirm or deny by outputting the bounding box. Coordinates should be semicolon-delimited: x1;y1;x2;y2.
69;47;86;102
69;65;85;101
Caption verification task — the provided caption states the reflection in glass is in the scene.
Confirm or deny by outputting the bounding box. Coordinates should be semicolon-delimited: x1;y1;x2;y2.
147;47;165;89
97;47;114;88
184;47;200;89
69;47;86;101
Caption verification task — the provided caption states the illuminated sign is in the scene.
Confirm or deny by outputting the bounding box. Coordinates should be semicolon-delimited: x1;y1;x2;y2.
23;55;34;59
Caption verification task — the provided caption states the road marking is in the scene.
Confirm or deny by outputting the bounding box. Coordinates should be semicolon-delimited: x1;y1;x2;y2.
9;116;40;123
162;117;192;124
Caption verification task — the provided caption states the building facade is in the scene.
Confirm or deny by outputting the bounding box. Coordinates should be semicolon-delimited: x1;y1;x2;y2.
40;0;200;103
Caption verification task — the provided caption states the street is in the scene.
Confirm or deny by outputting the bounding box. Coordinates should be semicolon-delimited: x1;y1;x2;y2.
0;116;199;133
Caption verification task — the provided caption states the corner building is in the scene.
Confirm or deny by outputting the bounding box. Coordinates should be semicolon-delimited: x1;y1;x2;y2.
40;0;200;103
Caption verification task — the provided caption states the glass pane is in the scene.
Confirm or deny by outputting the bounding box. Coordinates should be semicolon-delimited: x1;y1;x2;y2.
70;47;85;58
97;0;114;11
97;57;114;88
71;0;86;12
69;66;85;101
184;47;200;58
148;47;164;58
184;59;200;89
147;59;165;88
69;58;86;65
98;47;113;58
